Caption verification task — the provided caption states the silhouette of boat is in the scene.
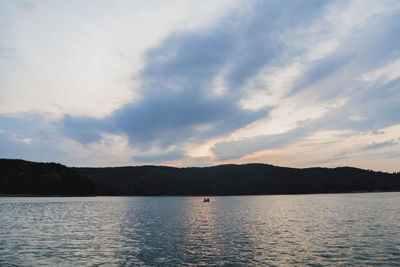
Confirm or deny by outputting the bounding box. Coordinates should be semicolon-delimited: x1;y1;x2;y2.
203;198;210;202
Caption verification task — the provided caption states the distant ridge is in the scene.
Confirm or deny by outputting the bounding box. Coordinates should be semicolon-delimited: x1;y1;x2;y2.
1;159;399;196
0;159;95;195
74;163;400;196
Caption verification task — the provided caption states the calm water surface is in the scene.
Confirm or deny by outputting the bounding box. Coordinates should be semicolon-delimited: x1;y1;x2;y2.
1;193;400;266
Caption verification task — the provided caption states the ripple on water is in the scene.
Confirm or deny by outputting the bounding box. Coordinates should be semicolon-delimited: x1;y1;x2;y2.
0;193;400;266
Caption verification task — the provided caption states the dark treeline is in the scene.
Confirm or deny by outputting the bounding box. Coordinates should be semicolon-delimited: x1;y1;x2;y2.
1;159;400;196
74;163;400;196
0;159;95;195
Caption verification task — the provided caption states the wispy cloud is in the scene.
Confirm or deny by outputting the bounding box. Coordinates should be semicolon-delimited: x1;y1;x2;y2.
360;140;398;151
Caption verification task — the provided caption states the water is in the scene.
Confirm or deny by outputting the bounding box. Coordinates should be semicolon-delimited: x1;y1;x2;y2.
1;193;400;266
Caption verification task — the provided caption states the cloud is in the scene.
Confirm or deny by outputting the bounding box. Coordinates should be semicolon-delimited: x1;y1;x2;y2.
210;1;400;162
0;0;236;117
313;76;400;133
60;89;268;151
0;114;65;162
371;130;385;135
60;115;110;144
61;1;331;151
0;113;138;166
360;140;398;151
1;0;400;171
59;0;331;158
212;126;313;161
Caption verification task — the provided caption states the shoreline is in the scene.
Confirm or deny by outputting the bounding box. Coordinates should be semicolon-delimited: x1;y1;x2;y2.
1;190;400;198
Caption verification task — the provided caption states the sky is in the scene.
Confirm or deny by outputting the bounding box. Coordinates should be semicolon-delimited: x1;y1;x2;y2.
1;0;400;171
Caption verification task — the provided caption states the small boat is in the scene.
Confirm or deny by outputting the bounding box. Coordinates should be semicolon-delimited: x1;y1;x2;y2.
203;198;210;202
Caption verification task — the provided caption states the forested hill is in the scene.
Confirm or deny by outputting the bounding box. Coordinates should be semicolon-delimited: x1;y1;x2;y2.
74;163;400;196
0;159;95;195
1;159;400;196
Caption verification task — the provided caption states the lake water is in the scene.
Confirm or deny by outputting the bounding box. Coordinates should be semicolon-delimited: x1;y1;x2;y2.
1;193;400;266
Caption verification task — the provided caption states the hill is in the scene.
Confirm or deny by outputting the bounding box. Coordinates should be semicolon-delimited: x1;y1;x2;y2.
1;159;399;196
0;159;95;195
73;163;400;196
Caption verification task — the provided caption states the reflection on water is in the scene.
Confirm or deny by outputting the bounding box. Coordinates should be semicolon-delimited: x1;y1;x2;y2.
1;193;400;266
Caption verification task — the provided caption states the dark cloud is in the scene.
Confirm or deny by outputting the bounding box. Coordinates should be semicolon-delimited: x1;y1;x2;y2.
61;115;110;144
112;95;267;150
61;92;268;151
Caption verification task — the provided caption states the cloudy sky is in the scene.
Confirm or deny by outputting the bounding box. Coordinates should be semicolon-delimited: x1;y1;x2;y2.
1;0;400;171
